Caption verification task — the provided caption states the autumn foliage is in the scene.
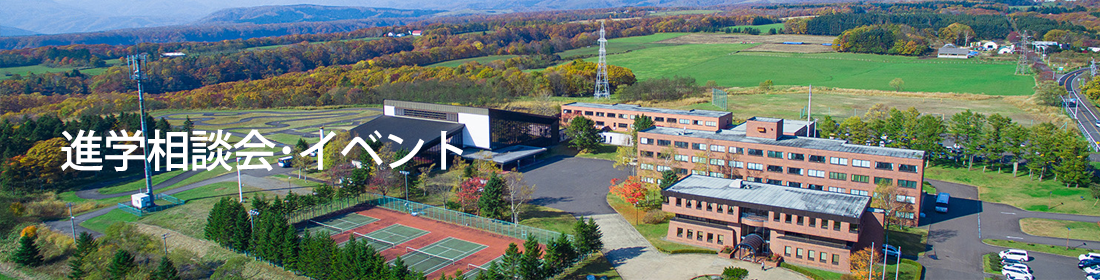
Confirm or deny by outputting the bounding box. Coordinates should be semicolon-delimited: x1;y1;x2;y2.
456;177;485;213
609;176;648;206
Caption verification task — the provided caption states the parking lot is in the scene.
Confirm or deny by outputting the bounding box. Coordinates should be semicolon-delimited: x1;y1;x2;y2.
521;156;630;216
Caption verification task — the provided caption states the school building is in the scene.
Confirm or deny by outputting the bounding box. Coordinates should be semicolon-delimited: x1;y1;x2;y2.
560;102;734;133
637;117;926;225
662;175;885;272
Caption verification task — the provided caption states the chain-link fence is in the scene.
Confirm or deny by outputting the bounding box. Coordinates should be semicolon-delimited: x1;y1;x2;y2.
116;193;185;217
712;88;728;110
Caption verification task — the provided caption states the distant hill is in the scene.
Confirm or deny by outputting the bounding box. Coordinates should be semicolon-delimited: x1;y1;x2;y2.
196;5;442;25
1;26;39;37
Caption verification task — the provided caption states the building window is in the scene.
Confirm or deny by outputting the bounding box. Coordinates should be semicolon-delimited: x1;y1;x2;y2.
674;141;689;148
677;228;683;237
747;163;764;171
696;201;703;210
666;118;677;123
730;161;744;168
717;235;724;245
584;111;594;116
828;187;844;193
828;172;847;181
899;164;918;173
851;175;869;183
808;218;816;227
898;180;918;189
766;165;783;173
767;151;784;158
785;246;792;257
809;184;824;190
642;177;655;184
563;109;572;114
788;167;803;175
833;221;841;231
692;143;707;150
655;117;665;122
706;203;713;212
675;197;681;207
896;211;915;219
595;121;604;126
849;223;859;233
686;229;693;239
747;149;764;156
707;233;714;243
808;250;816;261
850;189;869;196
809;155;826;163
691;156;705;163
641;151;654;158
772;212;780;222
640;164;654;170
796;216;804;225
639;137;652;145
874;177;892;186
710;159;726;166
711;145;725;152
607;113;616;118
697;231;704;241
821;220;829;229
807;169;825;178
784;214;792;223
656;165;671;172
674;154;690;162
832;254;840;265
726;205;735;214
896;195;917;204
657;139;671;146
876;162;894;170
796;248;804;259
852;159;871;168
729;147;743;154
693;120;702;125
705;121;717;127
830;157;848;166
788;182;802;188
679;119;691;124
820;252;828;263
595;112;605;117
766;179;782;185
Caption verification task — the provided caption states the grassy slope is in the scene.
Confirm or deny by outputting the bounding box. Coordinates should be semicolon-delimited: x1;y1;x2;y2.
586;33;1033;95
426;55;519;67
518;205;578;235
1019;218;1100;242
80;209;140;233
925;164;1098;216
785;261;921;280
96;170;186;195
557;33;688;58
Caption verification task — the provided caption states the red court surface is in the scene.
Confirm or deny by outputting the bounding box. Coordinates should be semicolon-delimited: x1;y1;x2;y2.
329;207;523;279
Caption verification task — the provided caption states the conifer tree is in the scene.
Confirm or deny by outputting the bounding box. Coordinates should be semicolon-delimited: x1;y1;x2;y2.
478;174;507;220
153;256;181;280
68;232;97;279
10;229;42;267
543;233;577;275
572;218;604;254
520;235;544;280
493;243;523;278
106;249;135;280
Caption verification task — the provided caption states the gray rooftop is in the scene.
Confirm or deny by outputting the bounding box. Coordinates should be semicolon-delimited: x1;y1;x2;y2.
731;118;814;135
642;126;924;159
938;47;970;55
665;175;870;219
564;102;731;118
460;145;546;164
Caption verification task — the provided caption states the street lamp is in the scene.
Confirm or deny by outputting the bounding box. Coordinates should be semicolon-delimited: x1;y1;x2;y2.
236;157;243;203
66;203;76;242
248;209;260;233
399;170;410;211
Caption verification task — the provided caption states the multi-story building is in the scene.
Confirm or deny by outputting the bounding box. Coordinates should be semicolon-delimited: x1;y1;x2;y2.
662;175;885;272
638;117;925;224
560;102;734;133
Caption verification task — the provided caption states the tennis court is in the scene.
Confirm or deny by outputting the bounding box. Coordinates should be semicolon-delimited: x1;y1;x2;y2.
352;224;428;250
303;212;379;236
463;255;505;279
396;237;488;275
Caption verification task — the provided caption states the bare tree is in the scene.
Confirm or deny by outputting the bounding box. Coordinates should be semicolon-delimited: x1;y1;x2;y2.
504;170;536;223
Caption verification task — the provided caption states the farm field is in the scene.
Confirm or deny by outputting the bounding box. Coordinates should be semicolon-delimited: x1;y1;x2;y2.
426;55;519;67
556;32;688;58
584;33;1035;95
720;23;785;32
0;60;119;80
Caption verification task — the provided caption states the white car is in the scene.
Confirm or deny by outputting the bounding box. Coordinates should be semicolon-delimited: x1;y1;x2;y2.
882;244;901;257
1086;264;1100;274
1081;252;1100;261
1001;269;1033;280
1003;263;1030;272
999;249;1029;262
1087;274;1100;280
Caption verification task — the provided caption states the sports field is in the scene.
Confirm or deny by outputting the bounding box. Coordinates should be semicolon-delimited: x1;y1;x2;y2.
582;33;1036;95
308;207;520;279
152;108;380;146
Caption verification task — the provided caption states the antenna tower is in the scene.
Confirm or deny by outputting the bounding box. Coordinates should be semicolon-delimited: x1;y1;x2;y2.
1091;58;1097;77
1015;31;1031;75
127;53;155;207
593;21;610;99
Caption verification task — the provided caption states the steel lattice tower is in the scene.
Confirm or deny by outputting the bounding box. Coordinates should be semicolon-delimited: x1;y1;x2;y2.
1016;31;1031;75
593;21;610;99
1091;58;1097;77
127;54;155;207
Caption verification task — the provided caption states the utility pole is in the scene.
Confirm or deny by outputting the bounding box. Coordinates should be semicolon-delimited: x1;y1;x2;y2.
66;203;76;242
868;241;874;280
399;170;410;211
161;233;169;257
237;157;243;203
894;246;901;280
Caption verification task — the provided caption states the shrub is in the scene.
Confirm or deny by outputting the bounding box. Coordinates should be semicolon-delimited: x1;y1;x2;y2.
722;267;748;280
985;253;1003;272
642;210;670;224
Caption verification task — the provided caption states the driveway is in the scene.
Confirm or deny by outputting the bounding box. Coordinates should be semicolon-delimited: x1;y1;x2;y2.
919;180;988;280
522;156;629;216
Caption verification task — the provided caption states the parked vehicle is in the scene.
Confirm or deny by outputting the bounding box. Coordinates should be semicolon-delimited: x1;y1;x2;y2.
1087;272;1100;280
1001;258;1026;266
277;156;293;168
1001;269;1032;280
1086;264;1100;274
999;249;1029;262
1081;258;1100;269
1003;263;1030;272
1082;252;1100;261
882;244;901;258
935;192;950;213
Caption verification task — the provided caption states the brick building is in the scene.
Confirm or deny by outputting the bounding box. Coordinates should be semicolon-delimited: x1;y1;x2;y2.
662;175;885;272
637;117;925;224
560;102;733;133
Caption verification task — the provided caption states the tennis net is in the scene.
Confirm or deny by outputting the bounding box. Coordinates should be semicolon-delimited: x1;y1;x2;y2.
353;232;396;250
309;220;348;233
405;246;458;267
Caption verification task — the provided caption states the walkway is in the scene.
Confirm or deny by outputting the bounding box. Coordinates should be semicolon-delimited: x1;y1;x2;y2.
590;213;807;280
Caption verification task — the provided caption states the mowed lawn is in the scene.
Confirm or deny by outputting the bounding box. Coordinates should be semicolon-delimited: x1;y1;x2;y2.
925;164;1098;216
586;33;1034;95
1019;218;1100;242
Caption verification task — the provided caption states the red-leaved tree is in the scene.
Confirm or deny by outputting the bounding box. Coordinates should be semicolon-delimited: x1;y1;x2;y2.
456;177;485;213
610;176;647;206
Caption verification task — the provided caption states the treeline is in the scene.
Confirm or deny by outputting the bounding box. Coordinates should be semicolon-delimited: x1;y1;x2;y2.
788;13;1013;39
832;25;931;56
817;106;1095;188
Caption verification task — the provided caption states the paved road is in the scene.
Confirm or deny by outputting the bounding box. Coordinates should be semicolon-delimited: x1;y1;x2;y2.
1061;69;1100;158
981;202;1100;252
523;156;629;216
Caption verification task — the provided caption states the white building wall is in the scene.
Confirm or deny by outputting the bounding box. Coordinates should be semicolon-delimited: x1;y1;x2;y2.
458;112;491;149
601;132;632;146
383;105;395;116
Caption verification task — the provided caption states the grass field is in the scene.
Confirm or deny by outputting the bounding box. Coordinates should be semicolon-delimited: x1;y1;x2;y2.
518;205;578;235
545;143;621;162
151;108;378;146
925;163;1098;216
96;170;186;195
606;193;714;253
984;239;1098;258
0;61;117;80
887;225;929;257
80;208;140;233
784;260;921;280
1019;218;1100;242
426;55;519;67
582;33;1034;95
557;33;688;58
140;181;262;237
721;23;786;32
